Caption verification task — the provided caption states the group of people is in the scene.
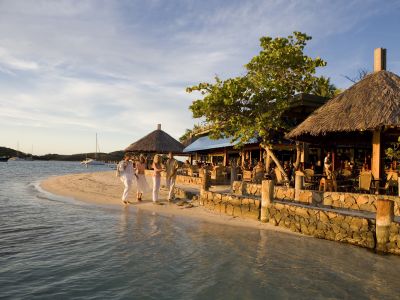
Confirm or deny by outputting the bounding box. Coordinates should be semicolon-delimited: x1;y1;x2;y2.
116;152;179;205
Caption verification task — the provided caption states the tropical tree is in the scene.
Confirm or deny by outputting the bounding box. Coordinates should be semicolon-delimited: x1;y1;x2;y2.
311;76;340;98
187;32;329;178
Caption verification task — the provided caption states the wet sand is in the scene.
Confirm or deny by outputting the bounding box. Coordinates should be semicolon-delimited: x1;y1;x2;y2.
40;171;301;233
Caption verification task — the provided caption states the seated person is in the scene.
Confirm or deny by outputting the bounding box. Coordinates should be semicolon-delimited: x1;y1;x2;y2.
252;161;265;183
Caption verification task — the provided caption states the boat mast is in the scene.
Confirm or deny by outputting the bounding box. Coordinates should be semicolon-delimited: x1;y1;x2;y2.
95;133;98;160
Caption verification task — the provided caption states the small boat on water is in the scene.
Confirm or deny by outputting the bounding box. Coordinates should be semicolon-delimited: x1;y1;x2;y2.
81;133;105;166
81;158;105;166
0;156;10;162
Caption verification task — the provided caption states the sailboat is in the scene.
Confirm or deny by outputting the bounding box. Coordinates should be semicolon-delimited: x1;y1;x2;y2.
8;142;26;161
81;133;105;166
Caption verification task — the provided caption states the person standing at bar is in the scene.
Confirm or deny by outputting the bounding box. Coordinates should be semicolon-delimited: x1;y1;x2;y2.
324;152;332;177
165;152;179;201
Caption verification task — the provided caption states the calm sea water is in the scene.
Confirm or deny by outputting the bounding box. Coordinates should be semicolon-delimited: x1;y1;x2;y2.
1;161;400;299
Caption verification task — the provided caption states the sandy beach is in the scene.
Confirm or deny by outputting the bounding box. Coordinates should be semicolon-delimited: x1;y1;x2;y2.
40;171;299;233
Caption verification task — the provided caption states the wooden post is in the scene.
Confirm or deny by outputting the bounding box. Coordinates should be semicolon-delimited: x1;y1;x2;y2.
201;168;210;191
295;171;304;201
372;129;381;192
223;149;228;166
230;165;237;187
376;199;394;252
302;143;309;164
261;180;274;222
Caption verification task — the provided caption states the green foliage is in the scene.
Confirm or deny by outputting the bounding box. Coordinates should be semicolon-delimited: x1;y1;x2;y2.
187;32;328;146
311;76;339;98
179;128;193;142
385;136;400;161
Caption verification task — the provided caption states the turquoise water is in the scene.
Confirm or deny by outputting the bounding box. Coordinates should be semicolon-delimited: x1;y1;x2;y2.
1;161;400;299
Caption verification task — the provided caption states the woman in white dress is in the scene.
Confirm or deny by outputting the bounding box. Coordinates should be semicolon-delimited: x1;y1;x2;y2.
117;154;136;204
135;155;150;201
152;154;164;203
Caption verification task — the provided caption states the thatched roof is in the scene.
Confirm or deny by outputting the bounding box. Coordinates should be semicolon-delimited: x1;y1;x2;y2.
125;125;184;154
286;71;400;140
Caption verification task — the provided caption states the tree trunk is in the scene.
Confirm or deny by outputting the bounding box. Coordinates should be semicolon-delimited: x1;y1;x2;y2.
294;142;302;170
261;144;288;182
265;151;271;173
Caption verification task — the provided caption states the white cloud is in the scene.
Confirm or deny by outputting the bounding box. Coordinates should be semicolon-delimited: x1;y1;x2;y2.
0;0;398;154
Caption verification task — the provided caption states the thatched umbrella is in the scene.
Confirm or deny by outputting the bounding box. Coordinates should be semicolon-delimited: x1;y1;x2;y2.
125;124;184;154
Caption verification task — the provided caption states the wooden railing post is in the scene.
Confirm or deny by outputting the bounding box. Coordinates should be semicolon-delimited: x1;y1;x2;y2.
295;171;304;201
261;179;274;222
376;198;394;252
201;168;210;192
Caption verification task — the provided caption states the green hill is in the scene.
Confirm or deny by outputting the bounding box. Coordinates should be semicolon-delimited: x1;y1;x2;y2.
0;146;124;162
0;146;27;158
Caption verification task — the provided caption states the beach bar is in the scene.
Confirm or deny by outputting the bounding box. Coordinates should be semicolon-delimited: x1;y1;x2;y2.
285;48;400;251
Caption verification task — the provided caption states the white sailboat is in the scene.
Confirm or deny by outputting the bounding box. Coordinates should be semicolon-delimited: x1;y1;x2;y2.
8;142;26;161
81;134;105;166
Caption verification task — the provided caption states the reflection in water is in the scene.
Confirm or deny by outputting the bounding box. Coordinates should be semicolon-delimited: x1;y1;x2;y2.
1;161;400;299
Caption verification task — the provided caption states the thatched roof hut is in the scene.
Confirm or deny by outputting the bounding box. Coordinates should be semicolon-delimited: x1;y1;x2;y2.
125;124;184;154
286;70;400;142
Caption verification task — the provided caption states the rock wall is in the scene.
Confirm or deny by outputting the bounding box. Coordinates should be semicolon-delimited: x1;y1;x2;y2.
266;202;376;249
144;170;203;185
323;192;377;212
231;181;400;216
198;190;260;221
196;188;400;254
172;186;198;200
388;222;400;255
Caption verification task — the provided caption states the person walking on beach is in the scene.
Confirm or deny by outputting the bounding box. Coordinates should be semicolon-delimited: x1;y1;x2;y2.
117;154;136;205
135;155;150;201
152;154;164;204
165;152;179;201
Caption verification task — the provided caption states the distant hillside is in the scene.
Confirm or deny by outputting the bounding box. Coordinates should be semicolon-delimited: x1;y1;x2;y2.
0;146;27;158
0;146;124;162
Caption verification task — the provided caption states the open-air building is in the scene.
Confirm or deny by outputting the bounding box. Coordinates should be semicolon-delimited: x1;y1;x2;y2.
287;48;400;194
183;93;329;181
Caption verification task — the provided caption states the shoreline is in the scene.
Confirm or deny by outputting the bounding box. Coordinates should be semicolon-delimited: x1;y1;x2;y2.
40;171;303;235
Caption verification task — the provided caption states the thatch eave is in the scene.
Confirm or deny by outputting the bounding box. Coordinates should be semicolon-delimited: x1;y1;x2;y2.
286;70;400;140
125;127;184;154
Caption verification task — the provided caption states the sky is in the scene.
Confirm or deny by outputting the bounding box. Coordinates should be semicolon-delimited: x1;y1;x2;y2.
0;0;400;155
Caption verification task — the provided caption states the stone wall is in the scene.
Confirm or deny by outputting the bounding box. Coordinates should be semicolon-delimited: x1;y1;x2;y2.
231;180;400;216
196;185;400;254
323;193;400;216
144;170;203;185
388;222;400;255
172;186;198;200
176;175;203;185
198;190;260;221
266;202;376;249
323;192;377;212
